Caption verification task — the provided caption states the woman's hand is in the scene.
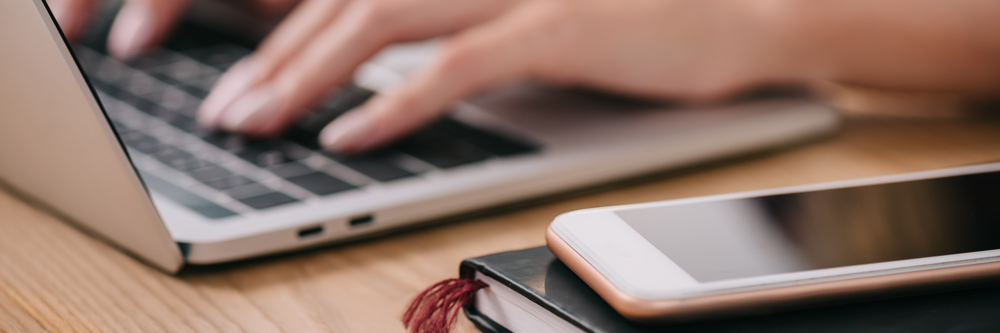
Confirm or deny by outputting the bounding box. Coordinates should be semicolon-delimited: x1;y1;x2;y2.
57;0;1000;154
198;0;798;153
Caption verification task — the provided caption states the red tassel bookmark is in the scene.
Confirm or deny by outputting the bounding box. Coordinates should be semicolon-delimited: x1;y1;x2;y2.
402;278;488;333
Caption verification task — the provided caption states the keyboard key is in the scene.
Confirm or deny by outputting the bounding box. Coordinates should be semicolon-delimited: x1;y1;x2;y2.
236;141;312;167
324;84;376;111
143;104;182;123
91;80;126;99
213;62;239;71
237;145;287;167
121;72;165;97
125;139;169;154
269;162;313;178
158;87;201;113
179;85;208;99
283;128;322;150
165;156;212;172
204;175;254;190
167;113;201;133
433;118;540;157
175;103;201;118
225;183;272;199
238;192;298;209
182;44;251;68
393;129;491;169
152;148;193;165
94;59;131;83
153;147;212;172
188;165;232;182
165;25;232;51
277;143;313;160
191;74;221;91
110;121;134;135
120;132;168;154
324;151;415;182
286;172;355;196
157;59;213;83
140;173;237;219
73;47;104;69
296;85;375;133
118;93;161;115
127;51;184;70
117;130;148;143
93;80;156;113
147;72;184;87
200;131;245;151
148;73;208;101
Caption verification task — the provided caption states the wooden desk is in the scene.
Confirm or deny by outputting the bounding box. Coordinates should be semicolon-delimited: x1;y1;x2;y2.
3;117;1000;333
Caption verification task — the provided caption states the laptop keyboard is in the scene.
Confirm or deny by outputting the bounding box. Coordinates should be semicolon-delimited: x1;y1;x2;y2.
72;28;539;219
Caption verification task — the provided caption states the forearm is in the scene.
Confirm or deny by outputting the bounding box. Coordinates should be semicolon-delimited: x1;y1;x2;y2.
757;0;1000;95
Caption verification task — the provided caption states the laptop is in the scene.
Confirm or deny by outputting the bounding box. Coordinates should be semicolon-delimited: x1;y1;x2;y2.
0;0;840;273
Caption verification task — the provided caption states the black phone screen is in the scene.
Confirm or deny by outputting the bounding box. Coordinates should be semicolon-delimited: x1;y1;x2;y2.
616;170;1000;282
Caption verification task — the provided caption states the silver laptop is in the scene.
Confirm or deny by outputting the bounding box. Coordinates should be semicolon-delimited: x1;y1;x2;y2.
0;0;840;273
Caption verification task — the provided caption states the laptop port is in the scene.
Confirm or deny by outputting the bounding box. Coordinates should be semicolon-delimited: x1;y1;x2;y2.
297;226;324;238
349;215;374;227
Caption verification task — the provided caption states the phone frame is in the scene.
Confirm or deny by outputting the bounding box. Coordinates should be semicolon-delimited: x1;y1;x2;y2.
548;162;1000;322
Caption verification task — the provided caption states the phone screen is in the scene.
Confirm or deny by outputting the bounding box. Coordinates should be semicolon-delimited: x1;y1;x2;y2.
616;171;1000;282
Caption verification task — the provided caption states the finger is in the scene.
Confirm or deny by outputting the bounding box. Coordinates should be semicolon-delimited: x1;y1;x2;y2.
214;0;397;134
212;0;521;136
48;0;99;42
107;0;192;60
198;0;347;128
318;3;555;153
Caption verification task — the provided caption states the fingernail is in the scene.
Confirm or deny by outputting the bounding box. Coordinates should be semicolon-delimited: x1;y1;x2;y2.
108;1;154;60
198;58;256;128
219;86;280;132
319;111;377;152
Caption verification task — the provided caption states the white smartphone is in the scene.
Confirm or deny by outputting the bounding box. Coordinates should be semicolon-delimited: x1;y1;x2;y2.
547;162;1000;324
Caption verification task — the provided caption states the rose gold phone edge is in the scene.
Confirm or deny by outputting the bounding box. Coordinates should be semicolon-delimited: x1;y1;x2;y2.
546;226;1000;324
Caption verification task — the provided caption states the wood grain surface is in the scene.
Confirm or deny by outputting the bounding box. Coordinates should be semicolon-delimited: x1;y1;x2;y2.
4;116;1000;333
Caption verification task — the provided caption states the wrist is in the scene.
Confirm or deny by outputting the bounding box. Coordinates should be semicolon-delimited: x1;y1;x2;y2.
731;0;824;87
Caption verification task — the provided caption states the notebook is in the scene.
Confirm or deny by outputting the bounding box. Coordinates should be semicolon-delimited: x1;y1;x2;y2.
460;247;1000;333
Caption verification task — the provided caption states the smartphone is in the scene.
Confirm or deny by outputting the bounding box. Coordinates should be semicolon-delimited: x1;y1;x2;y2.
547;162;1000;323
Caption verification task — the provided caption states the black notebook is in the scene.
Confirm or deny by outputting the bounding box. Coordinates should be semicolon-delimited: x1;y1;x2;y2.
461;246;1000;333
